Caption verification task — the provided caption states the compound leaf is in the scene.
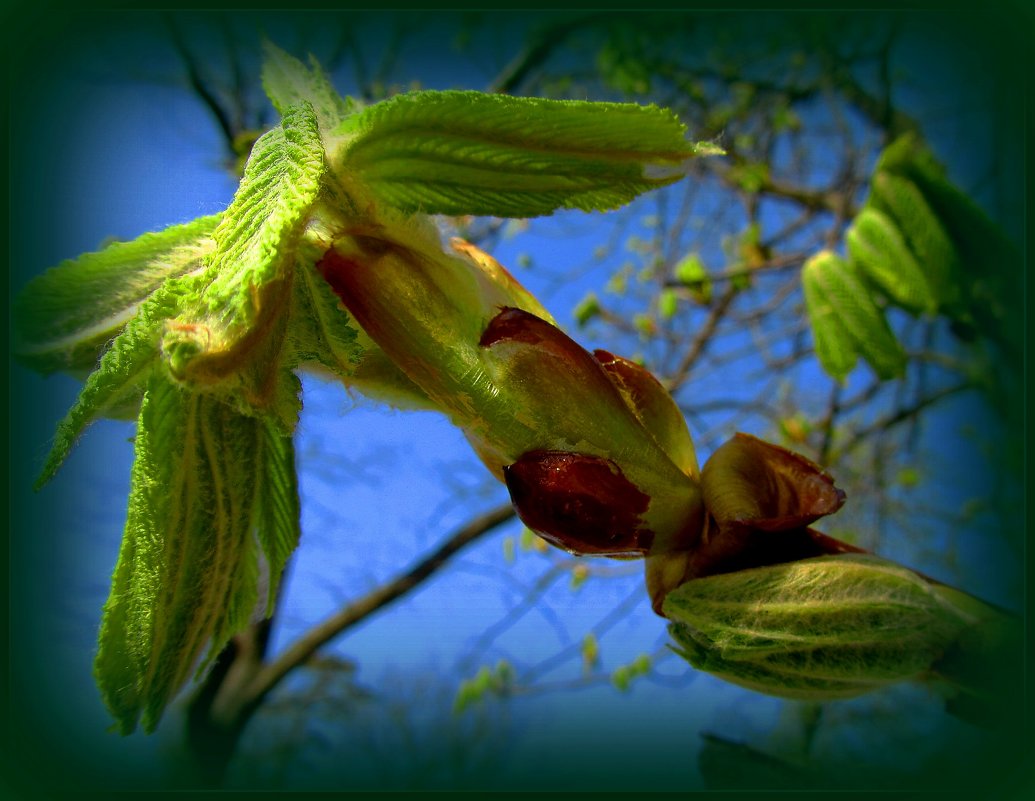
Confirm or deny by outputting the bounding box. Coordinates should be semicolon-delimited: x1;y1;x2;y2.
163;102;325;381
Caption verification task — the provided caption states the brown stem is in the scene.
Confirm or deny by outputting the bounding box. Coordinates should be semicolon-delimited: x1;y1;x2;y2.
182;503;515;783
246;503;515;704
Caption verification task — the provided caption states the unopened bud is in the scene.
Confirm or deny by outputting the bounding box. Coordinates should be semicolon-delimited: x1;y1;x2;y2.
664;554;979;700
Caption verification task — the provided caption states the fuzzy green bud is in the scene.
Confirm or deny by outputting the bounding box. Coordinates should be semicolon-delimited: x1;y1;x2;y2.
664;554;987;701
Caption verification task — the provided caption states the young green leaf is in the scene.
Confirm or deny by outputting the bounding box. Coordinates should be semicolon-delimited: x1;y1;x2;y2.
261;40;354;130
13;215;219;375
869;133;1021;353
163;102;325;383
672;252;712;304
802;251;905;381
334;90;717;217
95;374;268;733
869;171;963;313
36;283;188;488
254;417;302;613
846;207;937;316
801;253;859;382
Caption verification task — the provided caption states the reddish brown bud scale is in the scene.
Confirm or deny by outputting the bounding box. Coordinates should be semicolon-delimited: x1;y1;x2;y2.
504;450;652;557
593;349;699;479
478;306;549;347
317;248;362;306
701;432;845;533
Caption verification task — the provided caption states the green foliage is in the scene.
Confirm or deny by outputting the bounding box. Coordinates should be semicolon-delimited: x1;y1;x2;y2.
868;171;964;315
808;131;1021;387
335;89;719;217
672;252;711;304
846;206;936;316
802;251;905;382
17;41;726;735
454;661;513;713
97;374;270;733
35;283;186;487
728;160;770;194
657;288;679;320
572;291;602;327
162;101;325;389
13;215;219;375
838;132;1021;361
261;40;355;130
611;653;652;691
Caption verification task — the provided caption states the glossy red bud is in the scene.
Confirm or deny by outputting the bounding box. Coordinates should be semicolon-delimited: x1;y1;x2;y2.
504;450;652;557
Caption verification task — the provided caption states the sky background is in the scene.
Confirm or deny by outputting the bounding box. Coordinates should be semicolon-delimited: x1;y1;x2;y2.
6;8;1026;792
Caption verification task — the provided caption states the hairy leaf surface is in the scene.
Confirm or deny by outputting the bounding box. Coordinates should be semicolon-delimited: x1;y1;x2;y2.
802;251;905;381
261;41;354;130
13;215;218;375
36;284;188;487
163;102;325;381
665;554;974;700
846;207;936;315
95;374;267;733
801;253;858;382
869;171;963;313
336;90;718;217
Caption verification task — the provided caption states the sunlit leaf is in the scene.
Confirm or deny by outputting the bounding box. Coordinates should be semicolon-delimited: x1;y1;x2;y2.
95;374;266;733
35;283;187;487
254;418;302;613
163;102;325;383
335;89;718;217
261;40;355;129
13;215;218;375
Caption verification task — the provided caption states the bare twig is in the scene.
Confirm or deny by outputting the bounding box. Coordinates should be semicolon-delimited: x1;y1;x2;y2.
244;504;516;709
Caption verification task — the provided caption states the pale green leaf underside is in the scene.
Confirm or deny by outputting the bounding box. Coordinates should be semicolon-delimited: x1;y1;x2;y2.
338;90;712;217
13;215;219;375
665;555;967;656
868;171;963;312
803;251;905;381
95;374;271;733
261;40;354;130
289;257;363;376
802;253;858;382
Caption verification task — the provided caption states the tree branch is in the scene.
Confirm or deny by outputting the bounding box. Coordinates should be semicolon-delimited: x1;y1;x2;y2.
166;15;238;155
242;503;516;711
837;382;973;457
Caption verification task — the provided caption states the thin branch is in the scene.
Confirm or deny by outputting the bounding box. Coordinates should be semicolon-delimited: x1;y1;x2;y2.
666;285;738;393
489;15;595;94
166;16;237;155
837;382;973;457
243;503;516;710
